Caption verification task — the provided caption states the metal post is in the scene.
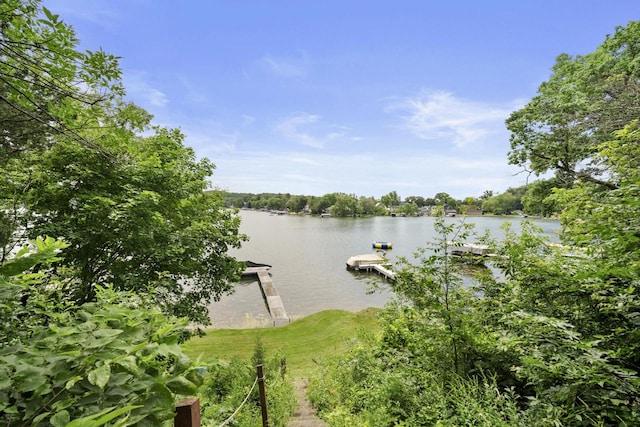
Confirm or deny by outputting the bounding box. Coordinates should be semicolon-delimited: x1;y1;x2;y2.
256;364;269;427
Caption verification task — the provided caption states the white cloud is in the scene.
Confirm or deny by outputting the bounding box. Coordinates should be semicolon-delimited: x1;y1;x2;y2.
273;114;363;149
288;155;322;166
241;115;256;127
260;51;308;78
124;71;168;108
389;91;513;148
274;113;324;148
176;74;208;104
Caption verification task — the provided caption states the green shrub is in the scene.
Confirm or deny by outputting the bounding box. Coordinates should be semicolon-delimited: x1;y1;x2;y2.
0;238;202;426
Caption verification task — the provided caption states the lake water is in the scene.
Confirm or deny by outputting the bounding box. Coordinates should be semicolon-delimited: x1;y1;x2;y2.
208;210;560;328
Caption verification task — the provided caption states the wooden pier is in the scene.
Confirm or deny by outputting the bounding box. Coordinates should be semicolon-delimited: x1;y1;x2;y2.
241;262;289;326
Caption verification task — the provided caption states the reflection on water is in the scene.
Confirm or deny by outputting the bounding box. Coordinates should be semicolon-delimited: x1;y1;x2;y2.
208;210;560;328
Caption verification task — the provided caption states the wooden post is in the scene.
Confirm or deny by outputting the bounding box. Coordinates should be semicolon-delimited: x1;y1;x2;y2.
175;397;200;427
257;364;269;427
280;357;287;379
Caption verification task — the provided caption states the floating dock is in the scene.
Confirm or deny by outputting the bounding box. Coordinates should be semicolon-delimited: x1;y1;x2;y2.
242;263;289;326
446;242;492;257
346;253;386;269
346;253;396;280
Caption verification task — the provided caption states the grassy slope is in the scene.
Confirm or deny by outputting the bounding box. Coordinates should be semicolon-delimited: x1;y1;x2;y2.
183;308;381;377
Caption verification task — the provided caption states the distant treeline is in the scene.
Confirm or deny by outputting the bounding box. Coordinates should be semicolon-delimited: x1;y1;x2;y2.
220;179;561;217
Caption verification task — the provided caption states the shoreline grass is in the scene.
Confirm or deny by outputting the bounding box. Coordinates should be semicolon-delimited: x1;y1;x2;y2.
182;308;381;377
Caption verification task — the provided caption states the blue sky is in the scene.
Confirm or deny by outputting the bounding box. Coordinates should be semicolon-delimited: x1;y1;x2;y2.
44;1;639;199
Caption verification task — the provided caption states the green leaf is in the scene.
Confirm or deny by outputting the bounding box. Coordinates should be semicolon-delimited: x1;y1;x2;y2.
92;405;142;426
42;6;54;21
166;376;197;395
86;336;118;349
114;355;138;374
153;323;177;339
32;411;51;424
88;363;111;389
50;409;70;427
0;374;11;389
65;405;142;427
93;328;123;339
65;376;83;390
149;382;175;409
17;368;48;392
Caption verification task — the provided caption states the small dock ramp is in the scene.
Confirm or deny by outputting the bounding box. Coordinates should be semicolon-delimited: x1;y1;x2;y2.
256;271;290;326
369;264;396;280
240;261;289;326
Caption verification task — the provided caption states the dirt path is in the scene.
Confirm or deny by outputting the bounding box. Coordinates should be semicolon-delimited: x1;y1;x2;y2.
287;378;327;427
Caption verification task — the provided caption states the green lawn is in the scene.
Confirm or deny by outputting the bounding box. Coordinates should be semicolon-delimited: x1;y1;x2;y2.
183;308;381;377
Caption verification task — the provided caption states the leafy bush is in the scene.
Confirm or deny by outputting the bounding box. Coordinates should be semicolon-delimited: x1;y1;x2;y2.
0;238;202;426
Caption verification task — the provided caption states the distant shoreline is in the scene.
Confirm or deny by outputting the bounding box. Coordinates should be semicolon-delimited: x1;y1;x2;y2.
242;208;558;221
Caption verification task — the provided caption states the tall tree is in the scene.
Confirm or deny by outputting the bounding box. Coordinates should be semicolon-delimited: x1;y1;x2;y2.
330;193;358;217
521;178;563;217
25;115;245;323
380;190;401;208
506;21;640;189
1;0;123;258
481;187;525;215
434;191;456;208
405;195;426;207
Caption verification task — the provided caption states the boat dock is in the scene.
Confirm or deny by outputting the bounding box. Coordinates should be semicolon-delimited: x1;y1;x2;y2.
242;262;289;326
446;242;492;257
346;253;396;280
366;263;396;280
256;271;289;326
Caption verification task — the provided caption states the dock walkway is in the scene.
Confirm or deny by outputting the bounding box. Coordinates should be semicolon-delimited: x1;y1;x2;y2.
355;263;396;280
256;271;289;326
242;263;289;326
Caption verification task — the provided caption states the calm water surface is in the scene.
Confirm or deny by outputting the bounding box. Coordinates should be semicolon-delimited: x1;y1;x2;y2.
208;210;560;328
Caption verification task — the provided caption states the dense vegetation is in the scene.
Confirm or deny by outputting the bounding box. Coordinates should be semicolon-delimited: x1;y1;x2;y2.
0;238;204;425
0;0;245;324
